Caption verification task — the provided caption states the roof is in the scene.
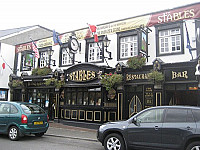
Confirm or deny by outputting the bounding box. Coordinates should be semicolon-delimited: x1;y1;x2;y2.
0;25;54;46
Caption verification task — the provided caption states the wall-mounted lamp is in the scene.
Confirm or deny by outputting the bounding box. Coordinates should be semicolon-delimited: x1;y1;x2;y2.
47;49;56;67
103;35;112;60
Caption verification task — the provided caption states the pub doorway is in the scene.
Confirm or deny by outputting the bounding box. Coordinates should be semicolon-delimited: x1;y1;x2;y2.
125;85;143;118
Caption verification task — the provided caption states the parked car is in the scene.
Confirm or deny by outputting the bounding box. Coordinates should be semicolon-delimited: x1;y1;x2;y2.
0;101;49;140
97;106;200;150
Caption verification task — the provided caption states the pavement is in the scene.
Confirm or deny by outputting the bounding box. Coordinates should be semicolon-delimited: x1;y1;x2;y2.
45;121;99;142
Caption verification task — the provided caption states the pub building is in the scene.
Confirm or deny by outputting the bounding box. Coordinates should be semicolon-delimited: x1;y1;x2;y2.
9;2;200;123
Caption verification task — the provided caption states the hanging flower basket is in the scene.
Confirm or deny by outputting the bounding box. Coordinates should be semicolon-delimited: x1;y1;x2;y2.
107;88;116;99
45;78;64;89
10;80;23;88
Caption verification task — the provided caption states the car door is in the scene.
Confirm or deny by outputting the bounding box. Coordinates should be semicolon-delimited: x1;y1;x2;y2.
162;108;196;149
0;103;10;133
126;108;165;149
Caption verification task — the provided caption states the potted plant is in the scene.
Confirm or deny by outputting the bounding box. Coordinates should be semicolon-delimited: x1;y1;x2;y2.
148;70;164;89
100;73;123;99
127;56;146;69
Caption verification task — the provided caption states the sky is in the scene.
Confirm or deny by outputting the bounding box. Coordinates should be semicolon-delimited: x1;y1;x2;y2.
0;0;200;34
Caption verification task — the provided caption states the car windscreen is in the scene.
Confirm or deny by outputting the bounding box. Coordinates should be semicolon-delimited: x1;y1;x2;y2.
20;104;45;114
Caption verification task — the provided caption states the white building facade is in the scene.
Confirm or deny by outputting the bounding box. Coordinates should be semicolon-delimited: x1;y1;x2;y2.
10;2;200;122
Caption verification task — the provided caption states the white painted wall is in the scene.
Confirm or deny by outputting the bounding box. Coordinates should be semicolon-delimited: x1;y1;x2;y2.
0;43;15;101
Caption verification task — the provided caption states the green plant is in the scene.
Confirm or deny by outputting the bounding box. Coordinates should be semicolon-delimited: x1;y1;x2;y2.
100;73;123;91
45;78;64;89
32;67;52;76
148;70;164;83
127;56;146;69
11;80;23;88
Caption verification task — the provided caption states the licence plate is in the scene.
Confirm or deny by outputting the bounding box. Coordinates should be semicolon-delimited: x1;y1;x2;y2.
34;121;43;125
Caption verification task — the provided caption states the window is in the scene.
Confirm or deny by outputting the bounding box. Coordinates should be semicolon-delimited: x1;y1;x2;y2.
40;51;49;68
137;108;164;123
164;108;187;122
156;22;183;56
64;87;101;106
0;103;10;114
61;47;73;66
10;105;18;114
88;42;103;62
159;28;181;54
120;35;138;59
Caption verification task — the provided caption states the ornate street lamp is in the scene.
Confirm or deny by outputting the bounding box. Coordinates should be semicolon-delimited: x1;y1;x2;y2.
103;35;112;60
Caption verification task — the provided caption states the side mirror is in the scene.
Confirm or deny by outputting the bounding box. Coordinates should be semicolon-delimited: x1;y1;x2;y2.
132;117;140;126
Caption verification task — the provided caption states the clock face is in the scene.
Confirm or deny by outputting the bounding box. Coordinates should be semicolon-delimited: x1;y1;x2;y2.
69;38;79;51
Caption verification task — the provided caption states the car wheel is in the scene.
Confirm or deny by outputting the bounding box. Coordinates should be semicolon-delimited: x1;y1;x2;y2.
104;133;125;150
35;132;44;137
186;141;200;150
8;126;19;141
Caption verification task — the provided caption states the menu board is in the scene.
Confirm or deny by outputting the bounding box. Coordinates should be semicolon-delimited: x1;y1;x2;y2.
144;86;154;108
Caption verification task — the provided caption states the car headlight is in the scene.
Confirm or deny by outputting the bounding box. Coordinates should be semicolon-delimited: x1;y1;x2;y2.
99;124;106;131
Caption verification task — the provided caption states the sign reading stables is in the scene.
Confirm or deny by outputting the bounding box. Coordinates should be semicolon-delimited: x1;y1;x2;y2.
68;70;97;82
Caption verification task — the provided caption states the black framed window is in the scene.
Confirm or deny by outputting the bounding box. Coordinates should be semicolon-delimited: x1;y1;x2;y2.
117;30;139;60
155;22;184;56
64;87;102;106
60;47;74;66
39;51;49;68
85;36;104;63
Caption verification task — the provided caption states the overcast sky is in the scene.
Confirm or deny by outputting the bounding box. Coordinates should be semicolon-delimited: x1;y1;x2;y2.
1;0;200;33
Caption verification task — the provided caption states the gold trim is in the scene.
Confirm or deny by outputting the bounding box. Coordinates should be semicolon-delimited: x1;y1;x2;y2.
71;110;77;120
86;111;93;121
117;93;123;121
61;109;64;118
104;112;106;122
94;111;101;122
79;110;85;120
156;92;162;106
65;109;70;119
129;95;142;117
108;112;116;122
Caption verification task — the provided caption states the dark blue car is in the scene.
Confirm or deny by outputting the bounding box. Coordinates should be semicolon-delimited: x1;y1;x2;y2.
97;106;200;150
0;101;49;140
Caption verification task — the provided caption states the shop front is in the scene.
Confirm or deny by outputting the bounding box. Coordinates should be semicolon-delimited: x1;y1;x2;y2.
60;63;122;123
163;61;200;106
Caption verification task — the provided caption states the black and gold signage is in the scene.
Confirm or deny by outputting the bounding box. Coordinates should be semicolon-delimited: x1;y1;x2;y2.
68;70;97;82
144;86;154;107
165;68;196;82
126;71;149;83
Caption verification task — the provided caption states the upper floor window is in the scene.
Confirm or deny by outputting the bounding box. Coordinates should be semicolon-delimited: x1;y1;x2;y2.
120;35;138;59
88;42;103;62
86;36;104;63
60;47;74;66
156;22;184;56
117;30;139;60
159;28;181;54
40;51;49;68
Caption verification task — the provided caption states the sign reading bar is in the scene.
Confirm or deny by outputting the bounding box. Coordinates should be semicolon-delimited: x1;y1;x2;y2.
68;70;97;82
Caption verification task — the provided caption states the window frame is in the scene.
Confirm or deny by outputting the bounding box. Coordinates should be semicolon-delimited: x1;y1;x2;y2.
155;21;184;57
38;47;52;68
117;30;139;61
85;36;105;63
60;46;74;67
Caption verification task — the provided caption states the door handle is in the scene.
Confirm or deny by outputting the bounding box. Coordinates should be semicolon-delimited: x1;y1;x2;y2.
186;126;192;130
155;126;159;130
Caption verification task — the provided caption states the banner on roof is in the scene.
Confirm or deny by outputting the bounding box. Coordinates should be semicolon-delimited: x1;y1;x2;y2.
16;3;200;50
148;3;200;26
